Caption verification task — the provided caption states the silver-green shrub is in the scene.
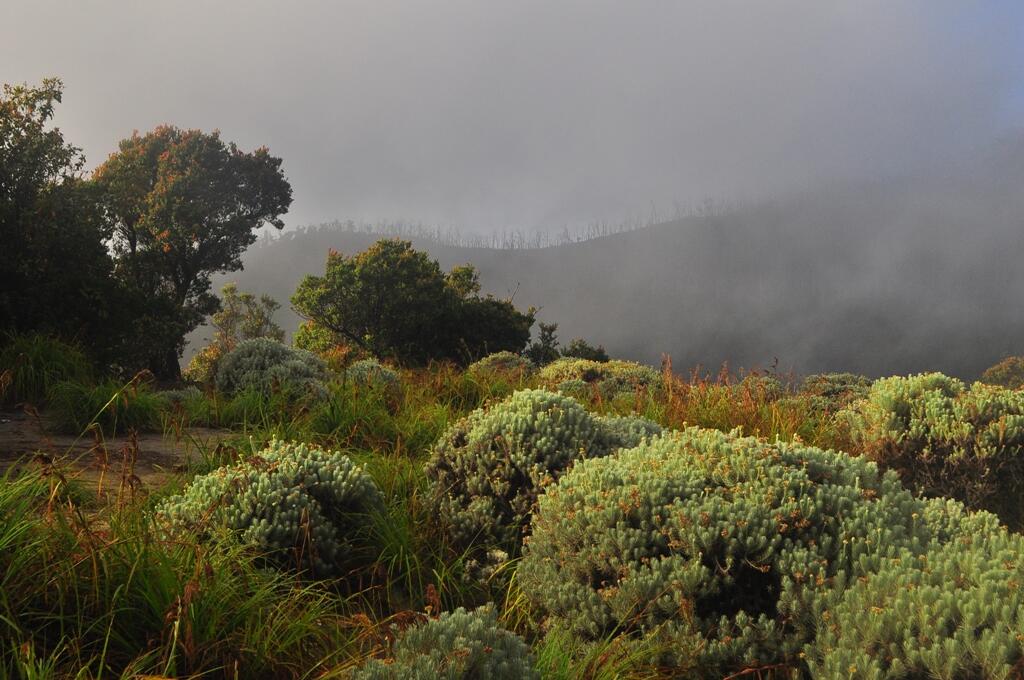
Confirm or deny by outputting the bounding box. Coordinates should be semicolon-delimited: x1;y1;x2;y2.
215;338;327;397
841;372;1024;528
808;513;1024;679
158;440;382;576
345;358;402;402
518;427;944;674
467;351;536;381
354;606;539;680
538;357;662;398
425;389;661;570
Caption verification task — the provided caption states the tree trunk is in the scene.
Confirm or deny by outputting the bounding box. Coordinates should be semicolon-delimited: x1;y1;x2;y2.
150;345;182;382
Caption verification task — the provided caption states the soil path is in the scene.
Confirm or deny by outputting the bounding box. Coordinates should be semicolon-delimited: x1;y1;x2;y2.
0;409;230;491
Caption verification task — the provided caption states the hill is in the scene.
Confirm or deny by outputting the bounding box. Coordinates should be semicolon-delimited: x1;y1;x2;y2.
202;156;1024;378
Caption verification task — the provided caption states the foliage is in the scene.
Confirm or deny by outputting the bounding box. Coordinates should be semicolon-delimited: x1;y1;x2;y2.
466;351;536;381
93;125;292;378
809;516;1024;678
538;357;662;398
524;322;561;366
292;239;534;366
799;372;872;415
158;440;383;576
842;372;1024;528
0;333;92;406
215;338;327;398
0;79;122;360
518;427;947;675
354;606;539;680
561;337;610;362
735;372;786;401
185;283;285;384
346;358;402;402
981;355;1024;390
425;389;661;574
48;377;167;435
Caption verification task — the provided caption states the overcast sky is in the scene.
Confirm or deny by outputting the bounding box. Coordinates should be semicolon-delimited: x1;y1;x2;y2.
3;1;1024;232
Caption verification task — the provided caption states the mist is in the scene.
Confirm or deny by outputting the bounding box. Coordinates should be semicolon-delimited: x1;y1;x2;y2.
3;1;1023;231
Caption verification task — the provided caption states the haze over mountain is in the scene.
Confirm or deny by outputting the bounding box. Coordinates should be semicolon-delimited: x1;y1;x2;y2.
205;136;1024;379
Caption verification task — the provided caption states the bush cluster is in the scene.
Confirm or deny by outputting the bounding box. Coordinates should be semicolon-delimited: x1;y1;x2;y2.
466;351;536;381
981;355;1024;390
215;338;327;398
345;358;402;401
808;513;1024;678
841;372;1024;528
799;372;872;415
518;426;958;675
538;358;661;398
425;389;660;574
354;606;538;680
158;440;382;576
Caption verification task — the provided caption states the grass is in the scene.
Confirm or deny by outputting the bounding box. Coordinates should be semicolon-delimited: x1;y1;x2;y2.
0;351;863;677
0;333;93;408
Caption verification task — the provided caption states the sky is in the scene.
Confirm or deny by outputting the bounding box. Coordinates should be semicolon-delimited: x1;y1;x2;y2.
3;1;1024;232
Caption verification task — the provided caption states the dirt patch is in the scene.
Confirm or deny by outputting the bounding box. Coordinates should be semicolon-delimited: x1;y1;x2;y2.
0;409;230;491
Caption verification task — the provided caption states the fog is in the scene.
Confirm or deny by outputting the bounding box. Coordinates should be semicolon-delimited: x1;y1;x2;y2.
6;2;1024;376
3;1;1023;230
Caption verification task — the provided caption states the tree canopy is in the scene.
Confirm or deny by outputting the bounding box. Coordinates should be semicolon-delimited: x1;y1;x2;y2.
93;125;292;377
292;239;534;365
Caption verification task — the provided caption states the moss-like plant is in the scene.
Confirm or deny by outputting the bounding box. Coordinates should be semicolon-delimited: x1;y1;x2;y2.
799;372;872;415
354;606;539;680
466;351;535;381
158;440;382;576
215;338;327;398
808;513;1023;678
841;372;1024;528
538;358;661;398
518;427;944;675
981;356;1024;390
345;358;402;400
425;389;660;575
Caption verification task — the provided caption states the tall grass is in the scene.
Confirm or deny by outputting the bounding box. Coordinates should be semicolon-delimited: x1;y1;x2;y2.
0;333;92;408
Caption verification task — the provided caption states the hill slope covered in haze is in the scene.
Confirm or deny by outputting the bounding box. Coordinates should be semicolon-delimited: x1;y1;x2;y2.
206;153;1024;379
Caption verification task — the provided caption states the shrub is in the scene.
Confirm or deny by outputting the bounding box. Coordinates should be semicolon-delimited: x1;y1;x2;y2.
0;333;92;407
354;606;539;680
538;358;661;398
215;338;327;398
518;427;943;675
466;351;536;381
808;517;1024;678
981;356;1024;390
425;390;661;571
183;343;224;385
158;385;203;406
734;372;786;401
157;440;382;576
560;338;610;363
799;372;872;415
346;359;402;399
841;372;1024;529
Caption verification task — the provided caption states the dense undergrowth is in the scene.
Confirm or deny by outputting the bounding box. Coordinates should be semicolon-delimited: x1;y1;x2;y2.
3;336;1024;678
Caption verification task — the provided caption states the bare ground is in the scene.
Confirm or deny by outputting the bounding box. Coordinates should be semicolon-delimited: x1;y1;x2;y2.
0;409;229;492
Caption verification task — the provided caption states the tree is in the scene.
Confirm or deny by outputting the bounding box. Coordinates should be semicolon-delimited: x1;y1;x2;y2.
561;337;610;362
0;79;121;357
524;322;561;366
292;239;534;365
93;126;292;378
184;283;285;383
